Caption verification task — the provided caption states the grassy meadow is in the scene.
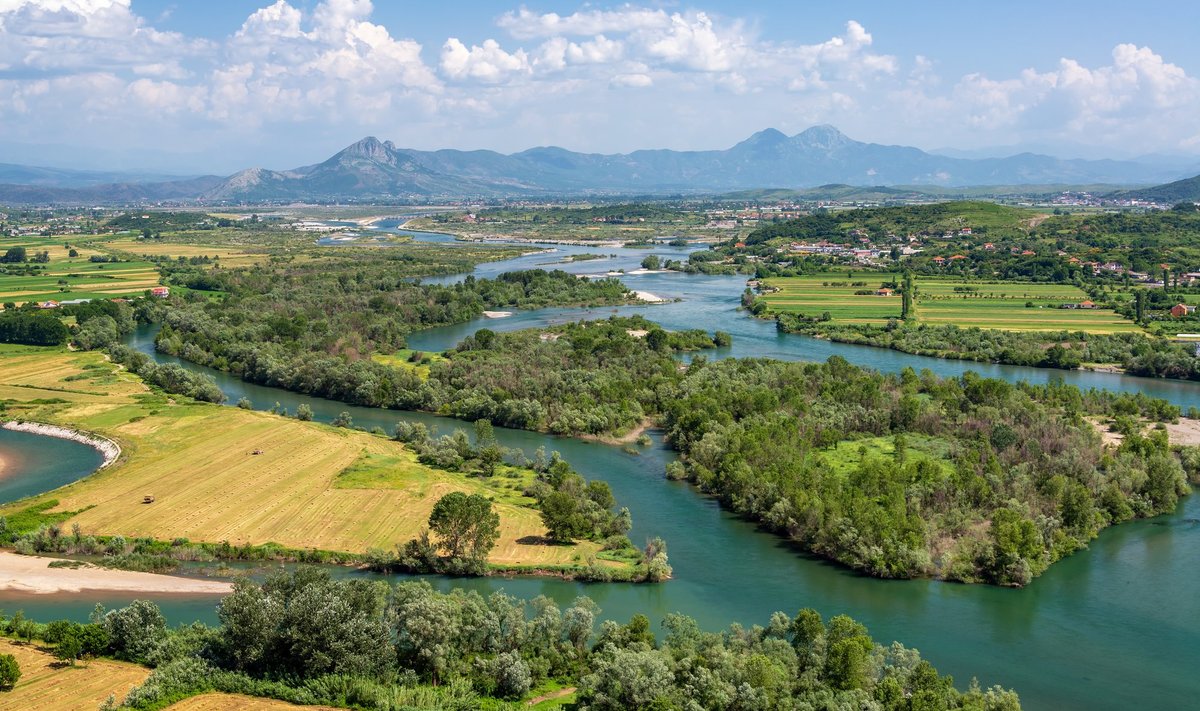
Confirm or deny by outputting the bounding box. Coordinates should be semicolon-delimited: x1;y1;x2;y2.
0;347;603;568
761;273;1144;333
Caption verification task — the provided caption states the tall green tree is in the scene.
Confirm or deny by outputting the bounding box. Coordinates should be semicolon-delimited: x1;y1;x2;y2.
427;492;500;562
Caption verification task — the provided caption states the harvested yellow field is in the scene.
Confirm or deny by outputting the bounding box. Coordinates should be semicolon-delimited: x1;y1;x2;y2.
0;639;148;711
0;346;142;397
1;349;598;567
168;693;336;711
102;239;267;267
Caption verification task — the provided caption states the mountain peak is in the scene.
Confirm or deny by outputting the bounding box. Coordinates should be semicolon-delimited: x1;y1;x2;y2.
731;128;790;154
793;124;852;149
338;136;393;162
747;128;788;144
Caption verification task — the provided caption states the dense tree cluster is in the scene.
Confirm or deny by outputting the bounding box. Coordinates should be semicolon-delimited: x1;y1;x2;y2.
0;310;69;345
154;262;634;415
420;316;724;434
108;344;226;403
15;570;1019;710
777;316;1200;381
663;357;1189;585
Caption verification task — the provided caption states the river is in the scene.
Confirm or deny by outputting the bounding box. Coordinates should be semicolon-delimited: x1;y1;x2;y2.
2;221;1197;710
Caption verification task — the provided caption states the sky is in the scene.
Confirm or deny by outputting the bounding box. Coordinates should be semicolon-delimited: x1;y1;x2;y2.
1;0;1199;174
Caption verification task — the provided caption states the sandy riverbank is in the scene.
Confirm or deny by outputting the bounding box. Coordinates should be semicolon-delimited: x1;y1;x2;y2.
634;290;669;303
0;552;232;595
2;421;120;469
482;310;513;318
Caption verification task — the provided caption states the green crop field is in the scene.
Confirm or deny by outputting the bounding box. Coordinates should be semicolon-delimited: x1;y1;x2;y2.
914;299;1143;332
760;273;902;323
912;278;1141;333
0;236;161;304
761;273;1143;334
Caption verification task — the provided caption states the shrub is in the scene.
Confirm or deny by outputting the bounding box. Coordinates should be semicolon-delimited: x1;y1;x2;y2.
0;654;18;691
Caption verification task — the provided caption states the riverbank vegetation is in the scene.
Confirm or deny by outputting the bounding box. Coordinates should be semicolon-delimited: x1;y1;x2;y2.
0;347;649;579
4;570;1020;710
662;357;1190;585
150;260;640;418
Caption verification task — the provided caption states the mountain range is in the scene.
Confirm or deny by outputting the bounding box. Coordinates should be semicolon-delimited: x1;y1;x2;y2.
1;126;1197;204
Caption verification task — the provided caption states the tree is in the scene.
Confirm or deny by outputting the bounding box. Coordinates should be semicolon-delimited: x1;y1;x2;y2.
474;328;496;350
427;492;500;562
295;403;313;421
0;247;26;263
539;490;589;541
901;271;914;320
103;600;166;663
712;331;732;347
646;328;668;351
0;654;18;691
54;631;84;666
640;255;661;270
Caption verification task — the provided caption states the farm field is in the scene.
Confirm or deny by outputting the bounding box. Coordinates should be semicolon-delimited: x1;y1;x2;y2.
0;638;149;711
759;272;901;323
913;278;1142;333
0;348;602;568
98;237;267;268
167;693;337;710
0;237;160;305
761;274;1144;334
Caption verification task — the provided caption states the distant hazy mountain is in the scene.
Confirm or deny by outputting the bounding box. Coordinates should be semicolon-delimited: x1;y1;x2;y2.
198;127;1183;201
0;176;224;204
1;126;1192;204
1115;174;1200;204
0;163;197;188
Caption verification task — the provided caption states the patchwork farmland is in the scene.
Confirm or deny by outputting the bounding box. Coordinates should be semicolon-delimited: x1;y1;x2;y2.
761;273;1143;333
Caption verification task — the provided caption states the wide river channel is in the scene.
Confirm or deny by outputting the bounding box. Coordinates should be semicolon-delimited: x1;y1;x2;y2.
2;219;1197;710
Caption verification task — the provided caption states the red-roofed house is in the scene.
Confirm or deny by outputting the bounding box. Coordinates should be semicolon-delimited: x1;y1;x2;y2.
151;286;170;298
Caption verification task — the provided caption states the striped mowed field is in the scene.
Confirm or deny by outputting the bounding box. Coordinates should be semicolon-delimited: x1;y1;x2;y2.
0;639;148;711
0;348;601;567
166;694;337;710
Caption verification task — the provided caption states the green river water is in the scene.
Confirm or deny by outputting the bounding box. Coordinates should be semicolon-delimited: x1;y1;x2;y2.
1;229;1196;710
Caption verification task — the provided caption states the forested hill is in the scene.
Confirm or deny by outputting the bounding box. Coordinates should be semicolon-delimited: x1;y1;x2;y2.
1116;173;1200;204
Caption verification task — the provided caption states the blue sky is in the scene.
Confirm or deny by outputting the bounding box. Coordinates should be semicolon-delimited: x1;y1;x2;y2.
2;0;1198;173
